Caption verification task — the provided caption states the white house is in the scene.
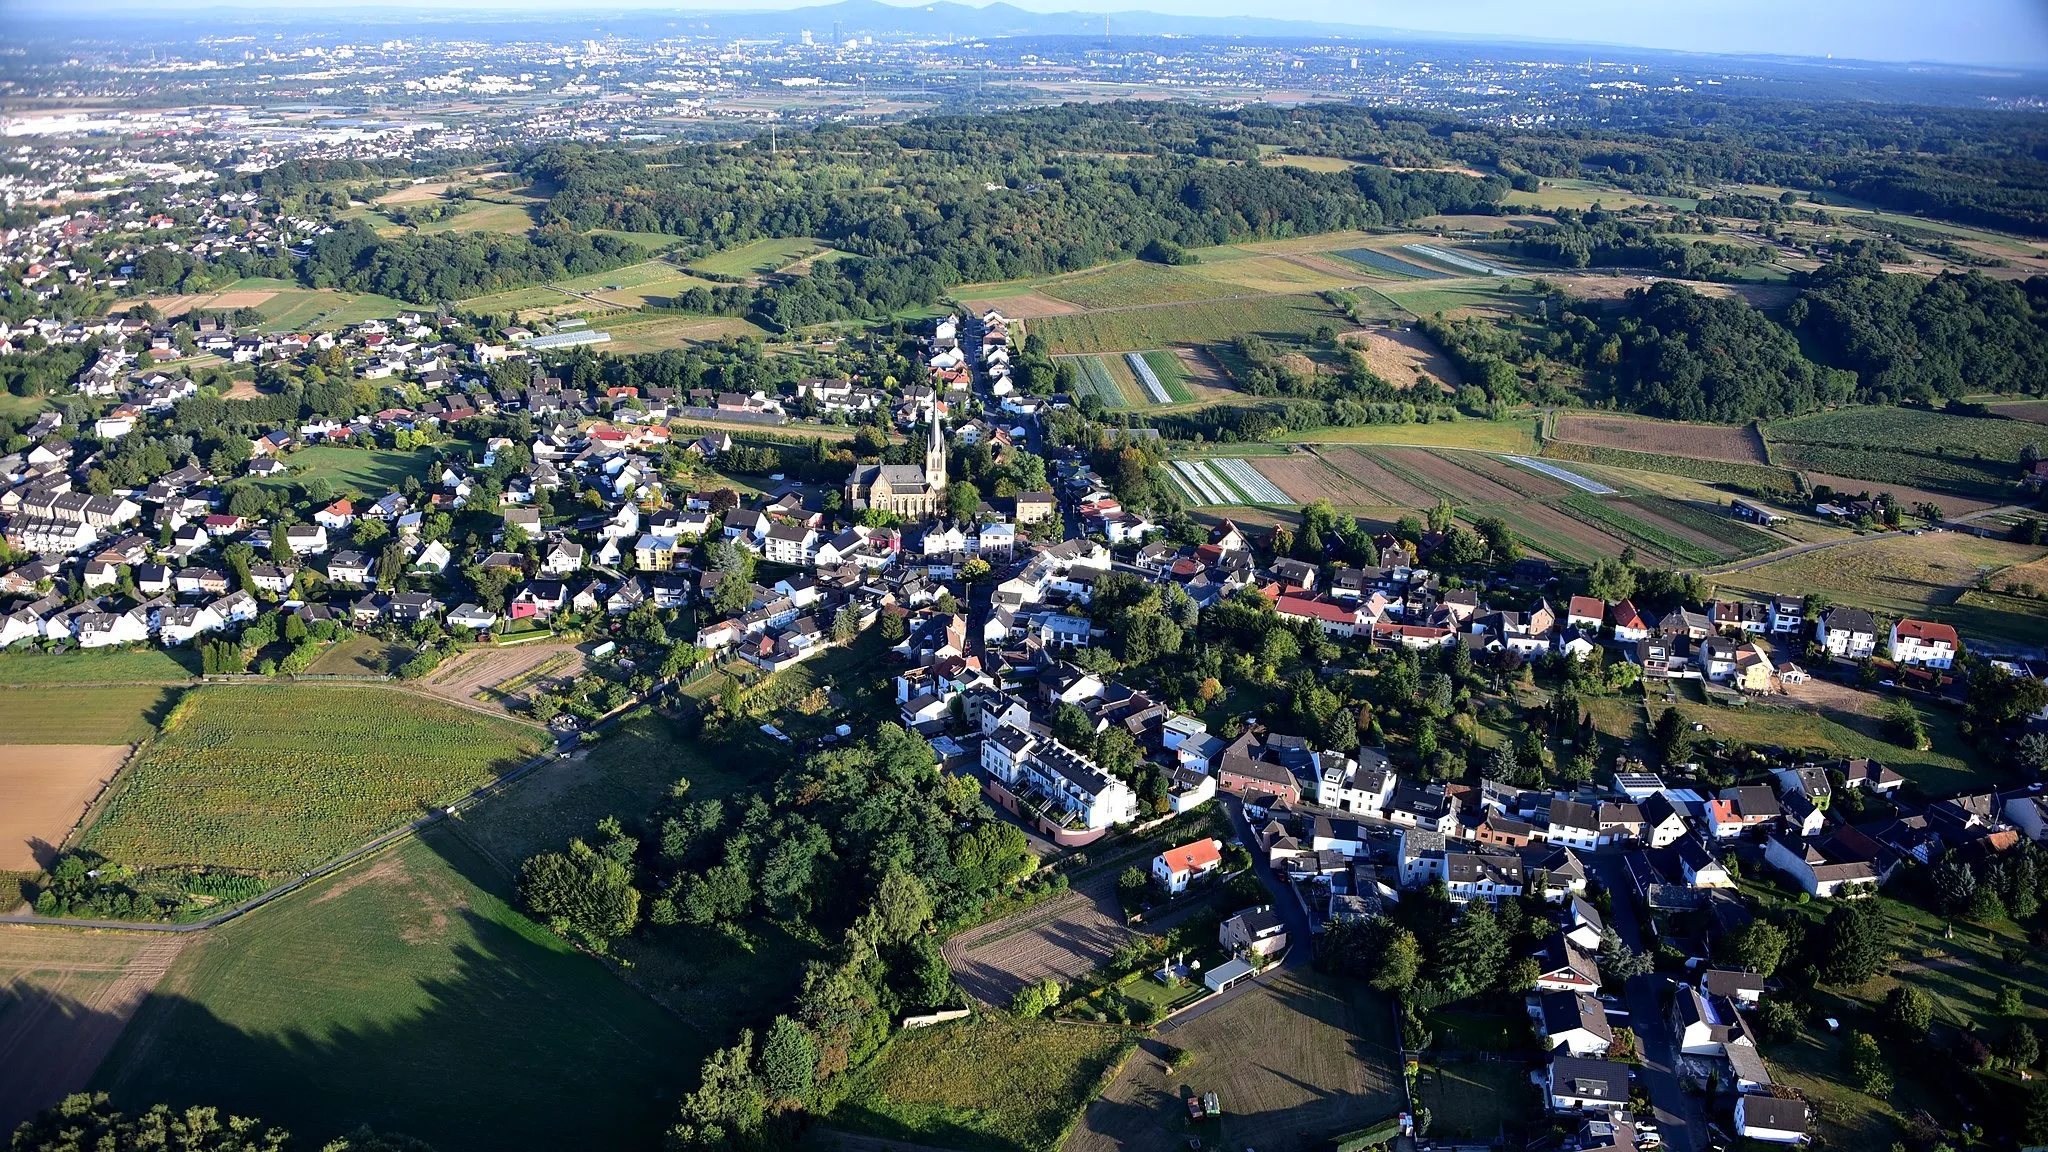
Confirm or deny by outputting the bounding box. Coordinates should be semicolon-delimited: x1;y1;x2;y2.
1546;1055;1629;1113
1889;618;1959;669
1315;748;1396;814
1764;834;1878;898
1534;991;1613;1058
1817;606;1878;660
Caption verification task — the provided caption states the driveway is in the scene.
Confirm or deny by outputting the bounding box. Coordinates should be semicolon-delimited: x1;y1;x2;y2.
1157;795;1315;1033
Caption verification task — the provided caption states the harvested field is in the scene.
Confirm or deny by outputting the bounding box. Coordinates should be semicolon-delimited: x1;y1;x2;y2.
1070;969;1402;1152
1319;448;1437;507
1253;454;1392;507
1550;413;1769;465
1345;325;1461;392
1379;448;1527;505
988;293;1084;318
418;643;585;713
0;928;185;1135
1802;474;1998;517
943;870;1135;1006
0;686;178;745
0;745;129;872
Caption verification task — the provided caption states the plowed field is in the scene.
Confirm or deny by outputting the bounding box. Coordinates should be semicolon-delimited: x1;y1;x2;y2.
1253;455;1393;506
1552;414;1769;465
1320;448;1438;507
0;745;128;872
1378;448;1527;505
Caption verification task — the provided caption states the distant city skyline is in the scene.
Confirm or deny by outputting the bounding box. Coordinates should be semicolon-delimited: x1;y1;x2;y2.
9;0;2048;67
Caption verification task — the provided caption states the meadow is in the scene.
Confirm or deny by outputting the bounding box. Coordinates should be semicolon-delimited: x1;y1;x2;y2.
834;1012;1136;1152
80;685;548;874
1281;418;1539;453
94;828;701;1152
254;288;424;333
1368;280;1542;319
687;236;829;277
0;648;196;685
244;445;436;498
600;315;770;354
1031;294;1347;354
0;685;180;744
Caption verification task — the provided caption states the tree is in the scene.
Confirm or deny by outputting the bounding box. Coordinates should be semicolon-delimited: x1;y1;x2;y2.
758;1016;819;1104
1012;977;1062;1017
518;837;640;949
831;606;859;644
8;1092;431;1152
2004;1022;2041;1070
1718;920;1790;977
668;1033;766;1152
1652;706;1694;767
1931;853;1978;916
1816;899;1892;986
1848;1030;1892;1098
872;868;932;945
2001;985;2028;1016
1881;985;1932;1039
1585;556;1636;602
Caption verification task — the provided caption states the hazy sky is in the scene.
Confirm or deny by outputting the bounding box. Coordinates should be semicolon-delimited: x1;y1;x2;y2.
23;0;2048;67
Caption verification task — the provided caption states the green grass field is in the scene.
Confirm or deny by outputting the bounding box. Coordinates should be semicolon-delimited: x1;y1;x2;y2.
1032;294;1347;354
1719;532;2048;647
414;199;539;235
1764;407;2039;497
1369;280;1543;318
687;236;828;277
95;827;700;1152
81;685;549;873
1039;263;1239;309
1062;355;1127;409
255;289;425;333
1648;691;1985;794
0;684;178;744
600;315;771;353
0;648;197;685
303;635;409;676
1280;418;1538;453
247;445;436;498
1136;350;1194;403
834;1013;1134;1152
551;259;684;294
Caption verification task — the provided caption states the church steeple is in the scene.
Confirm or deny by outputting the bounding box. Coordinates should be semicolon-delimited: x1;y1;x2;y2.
925;400;947;490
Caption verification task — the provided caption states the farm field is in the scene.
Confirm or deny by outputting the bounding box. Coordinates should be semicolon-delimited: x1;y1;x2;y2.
1062;354;1129;409
1180;254;1361;295
1764;408;2038;498
600;314;770;354
0;685;179;745
1329;247;1451;279
80;685;549;874
942;869;1138;1006
1251;453;1394;507
1718;532;2048;638
0;745;128;871
0;648;196;685
1069;969;1402;1152
1542;439;1804;493
1031;294;1348;355
95;828;701;1152
414;198;540;235
1260;153;1359;172
1283;418;1538;453
1370;279;1542;319
1039;262;1240;309
254;289;424;332
1800;473;1999;517
1132;350;1192;403
687;236;830;277
1501;176;1668;212
244;445;436;498
0;928;185;1135
1989;399;2048;424
417;642;587;715
833;1013;1134;1152
1550;413;1770;465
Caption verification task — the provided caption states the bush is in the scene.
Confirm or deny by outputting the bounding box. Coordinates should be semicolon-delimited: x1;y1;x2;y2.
1010;977;1062;1018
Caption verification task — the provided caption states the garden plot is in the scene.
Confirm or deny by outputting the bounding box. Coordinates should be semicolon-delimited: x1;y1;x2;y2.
1504;455;1615;494
1125;352;1172;403
1212;458;1290;504
1063;355;1128;409
942;871;1138;1006
1254;454;1392;506
1171;461;1233;506
1331;247;1452;280
1402;243;1514;276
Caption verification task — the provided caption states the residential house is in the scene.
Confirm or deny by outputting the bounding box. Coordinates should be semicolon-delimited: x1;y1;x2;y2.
1534;991;1613;1058
1533;934;1601;994
1818;607;1879;659
1764;833;1879;898
1734;1096;1809;1144
1890;618;1959;669
1219;905;1288;961
1546;1055;1630;1113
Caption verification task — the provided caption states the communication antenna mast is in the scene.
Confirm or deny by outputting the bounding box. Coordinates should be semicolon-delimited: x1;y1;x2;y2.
1104;13;1111;47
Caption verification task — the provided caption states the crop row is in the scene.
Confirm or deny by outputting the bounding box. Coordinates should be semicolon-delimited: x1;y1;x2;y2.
1557;494;1722;566
1064;356;1125;408
1768;442;2016;498
1542;440;1804;495
1330;247;1450;280
1629;494;1784;557
1124;352;1171;404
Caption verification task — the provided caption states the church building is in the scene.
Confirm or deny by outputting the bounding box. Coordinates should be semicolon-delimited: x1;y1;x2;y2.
845;402;948;519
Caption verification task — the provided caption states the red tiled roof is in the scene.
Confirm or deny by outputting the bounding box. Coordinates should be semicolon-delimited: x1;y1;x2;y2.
1894;618;1959;645
1158;839;1221;874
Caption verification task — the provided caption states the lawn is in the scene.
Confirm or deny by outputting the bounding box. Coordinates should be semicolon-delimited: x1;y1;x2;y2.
0;648;196;685
94;827;701;1152
1281;418;1538;453
1031;295;1348;355
687;236;829;277
246;445;436;498
0;685;180;744
601;315;770;353
1412;1059;1540;1144
1718;532;2048;646
834;1012;1136;1152
303;635;408;676
80;685;549;874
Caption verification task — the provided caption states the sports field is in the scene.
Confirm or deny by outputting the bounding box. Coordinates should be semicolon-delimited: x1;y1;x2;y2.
95;828;700;1152
80;685;548;874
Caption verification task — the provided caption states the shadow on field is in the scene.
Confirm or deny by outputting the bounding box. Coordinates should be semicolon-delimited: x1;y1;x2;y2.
87;827;700;1152
0;980;135;1135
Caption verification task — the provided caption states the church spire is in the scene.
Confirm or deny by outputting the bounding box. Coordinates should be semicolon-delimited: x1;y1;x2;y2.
925;399;947;490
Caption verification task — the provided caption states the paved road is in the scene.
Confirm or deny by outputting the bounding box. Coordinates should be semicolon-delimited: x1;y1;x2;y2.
1588;854;1707;1152
1160;794;1312;1032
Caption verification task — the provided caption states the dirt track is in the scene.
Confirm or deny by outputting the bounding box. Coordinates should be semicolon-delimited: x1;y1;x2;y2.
0;746;129;872
0;928;185;1133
